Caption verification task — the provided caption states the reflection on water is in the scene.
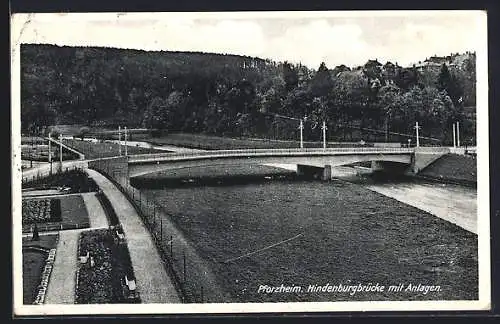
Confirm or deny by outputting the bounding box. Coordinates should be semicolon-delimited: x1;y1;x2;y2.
332;166;477;234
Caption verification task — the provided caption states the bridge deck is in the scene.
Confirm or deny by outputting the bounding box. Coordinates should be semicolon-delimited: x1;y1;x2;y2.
127;147;424;164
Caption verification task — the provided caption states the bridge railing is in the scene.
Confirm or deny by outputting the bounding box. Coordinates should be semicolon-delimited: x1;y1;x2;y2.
127;147;416;163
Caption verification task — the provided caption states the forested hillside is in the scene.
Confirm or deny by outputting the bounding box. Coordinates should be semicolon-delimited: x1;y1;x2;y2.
20;44;476;144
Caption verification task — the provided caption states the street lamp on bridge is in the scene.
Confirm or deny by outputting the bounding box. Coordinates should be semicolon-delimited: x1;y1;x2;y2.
299;119;304;149
413;121;421;148
118;126;122;156
124;126;128;156
321;121;327;150
59;133;63;171
48;132;53;175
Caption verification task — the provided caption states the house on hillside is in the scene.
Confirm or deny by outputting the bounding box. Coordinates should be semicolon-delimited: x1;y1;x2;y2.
381;61;397;85
332;64;351;77
363;59;383;79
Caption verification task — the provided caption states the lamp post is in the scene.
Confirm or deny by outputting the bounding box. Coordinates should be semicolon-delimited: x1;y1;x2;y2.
452;123;456;148
118;126;122;156
321;120;327;150
299;119;304;149
48;132;53;175
414;121;421;148
124;126;128;156
30;126;33;168
59;133;63;171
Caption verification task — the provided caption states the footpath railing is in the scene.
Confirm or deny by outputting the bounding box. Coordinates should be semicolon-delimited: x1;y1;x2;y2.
46;137;86;160
128;147;417;163
23;221;90;234
89;157;214;303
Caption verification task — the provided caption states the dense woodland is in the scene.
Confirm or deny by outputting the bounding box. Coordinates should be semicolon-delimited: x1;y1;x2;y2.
20;44;476;144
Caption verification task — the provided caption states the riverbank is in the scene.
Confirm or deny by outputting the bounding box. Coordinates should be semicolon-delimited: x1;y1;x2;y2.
416;154;477;187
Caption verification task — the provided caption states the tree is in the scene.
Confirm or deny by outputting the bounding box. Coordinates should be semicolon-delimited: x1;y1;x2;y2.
436;63;463;106
282;61;299;92
21;44;476;144
377;84;401;141
309;62;334;98
142;96;171;133
395;67;420;90
363;59;383;80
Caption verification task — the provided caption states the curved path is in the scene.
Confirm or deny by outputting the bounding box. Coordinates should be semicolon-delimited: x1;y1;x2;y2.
84;168;180;303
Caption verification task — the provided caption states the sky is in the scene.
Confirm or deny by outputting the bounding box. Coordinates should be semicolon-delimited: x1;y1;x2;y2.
11;11;486;69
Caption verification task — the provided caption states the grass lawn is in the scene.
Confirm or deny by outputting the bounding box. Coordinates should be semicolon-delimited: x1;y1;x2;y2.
137;133;373;150
59;195;90;227
22;234;59;304
21;145;79;162
62;139;168;159
142;179;478;303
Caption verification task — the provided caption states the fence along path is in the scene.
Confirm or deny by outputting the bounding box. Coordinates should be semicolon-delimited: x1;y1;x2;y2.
84;168;181;303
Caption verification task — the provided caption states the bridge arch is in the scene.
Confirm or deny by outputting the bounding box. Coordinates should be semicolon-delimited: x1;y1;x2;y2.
128;152;413;179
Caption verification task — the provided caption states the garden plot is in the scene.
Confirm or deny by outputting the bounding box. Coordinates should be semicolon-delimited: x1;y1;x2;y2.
75;228;139;304
22;195;90;232
22;198;61;225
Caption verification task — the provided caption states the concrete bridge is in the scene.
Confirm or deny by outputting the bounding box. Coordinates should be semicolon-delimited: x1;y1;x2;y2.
126;147;453;180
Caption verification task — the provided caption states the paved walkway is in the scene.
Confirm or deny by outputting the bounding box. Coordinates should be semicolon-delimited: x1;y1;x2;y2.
44;229;81;304
85;169;180;303
81;192;109;228
41;191;109;304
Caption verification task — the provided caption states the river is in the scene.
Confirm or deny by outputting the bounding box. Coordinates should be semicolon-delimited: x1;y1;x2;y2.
263;163;477;234
97;137;476;235
137;162;478;302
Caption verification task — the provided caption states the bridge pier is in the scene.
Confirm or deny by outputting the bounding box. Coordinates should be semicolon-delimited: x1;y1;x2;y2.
322;165;332;181
297;164;332;181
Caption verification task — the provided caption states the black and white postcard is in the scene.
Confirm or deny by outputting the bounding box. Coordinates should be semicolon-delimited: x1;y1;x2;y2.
11;10;490;315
